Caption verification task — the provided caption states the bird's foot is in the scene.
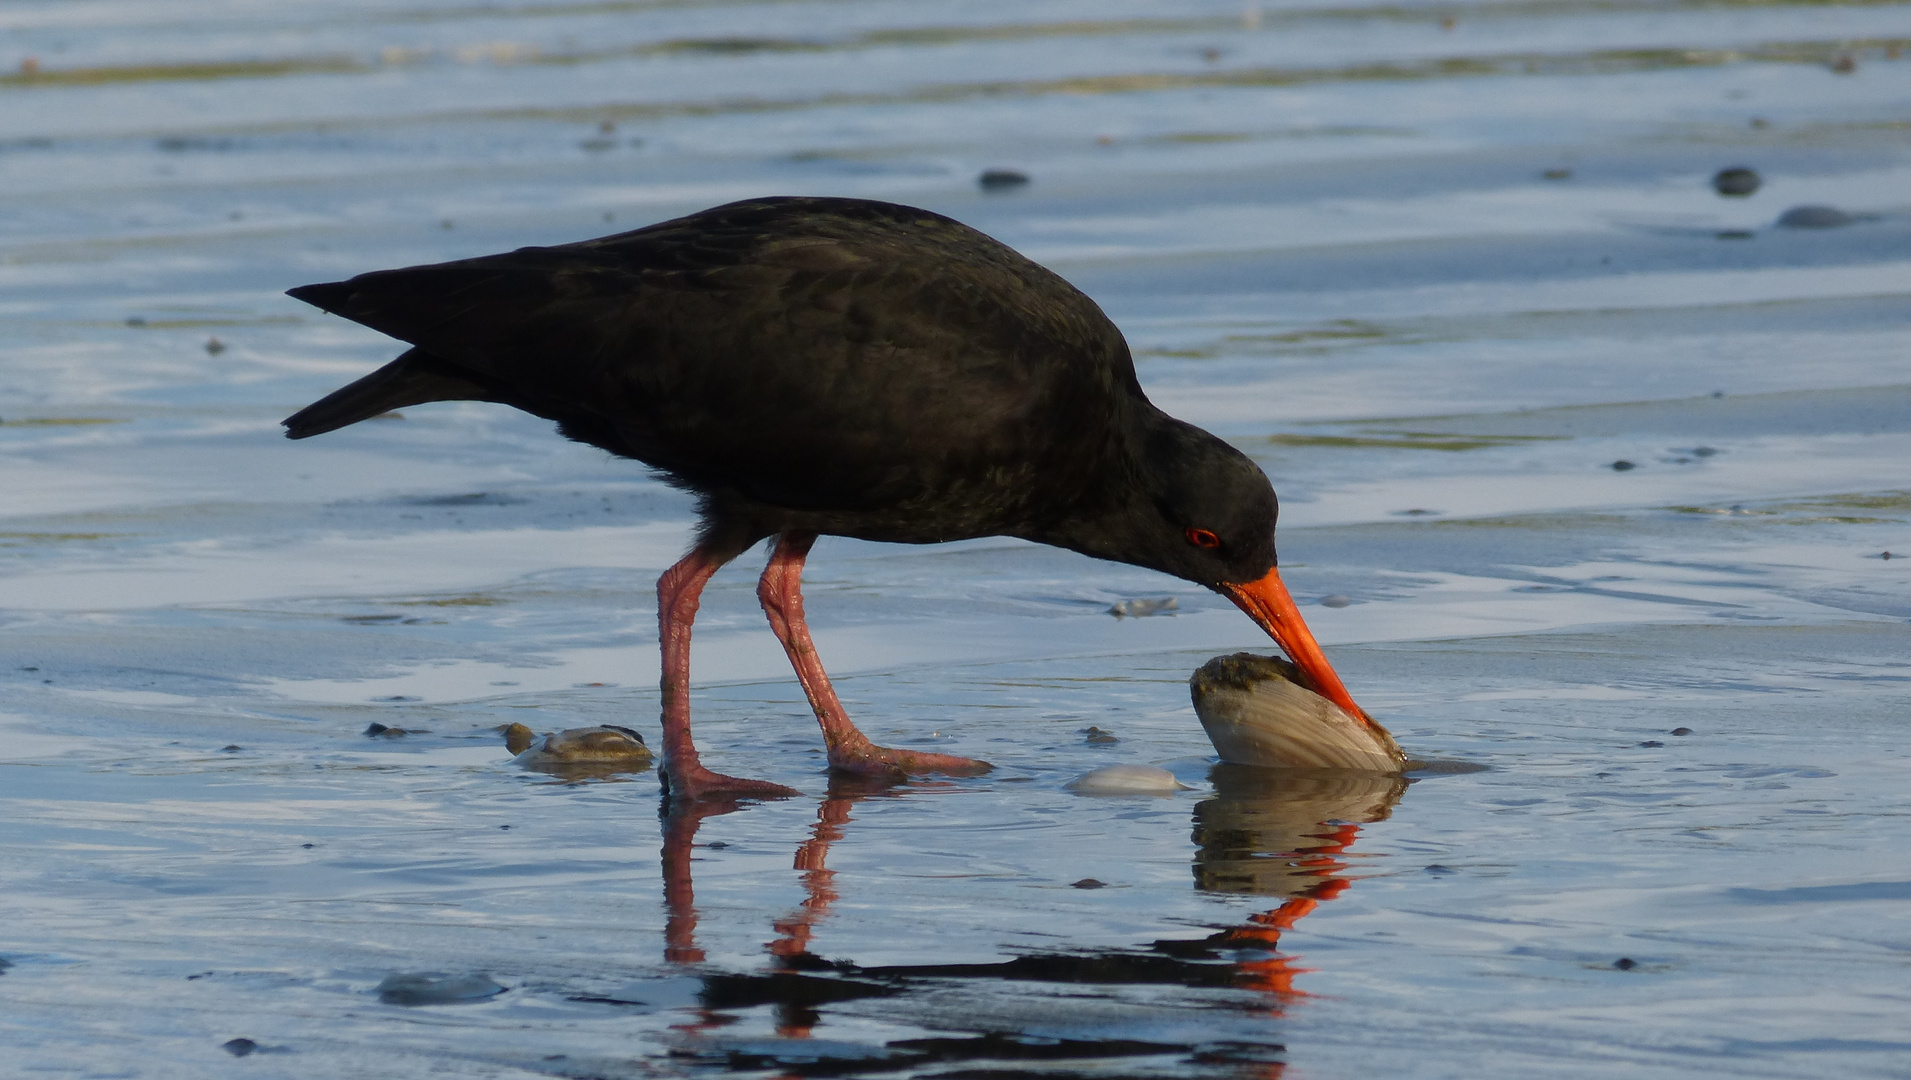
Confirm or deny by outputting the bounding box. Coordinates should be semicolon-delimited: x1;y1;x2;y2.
828;742;993;779
661;761;801;802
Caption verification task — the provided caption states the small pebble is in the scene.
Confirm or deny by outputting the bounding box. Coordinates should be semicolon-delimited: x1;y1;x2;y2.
1610;460;1636;471
1692;446;1719;457
1070;878;1106;889
1320;594;1352;608
220;745;243;753
1829;54;1856;74
1065;764;1188;794
125;316;146;327
1613;957;1638;970
1081;726;1120;744
1423;864;1454;875
1542;168;1572;180
1638;740;1664;748
221;1038;258;1057
364;722;412;738
977;168;1030;191
706;840;729;849
1711;166;1760;197
204;337;225;356
300;843;315;849
1775;205;1856;229
1670;727;1693;736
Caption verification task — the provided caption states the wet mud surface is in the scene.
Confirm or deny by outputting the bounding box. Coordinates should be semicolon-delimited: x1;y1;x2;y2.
3;1;1910;1076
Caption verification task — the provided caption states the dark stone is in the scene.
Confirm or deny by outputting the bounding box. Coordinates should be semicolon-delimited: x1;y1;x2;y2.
222;1039;259;1057
1071;878;1107;889
1776;205;1856;229
1670;727;1693;736
978;168;1030;191
1610;460;1635;471
1637;740;1664;748
1613;957;1638;970
1712;166;1760;197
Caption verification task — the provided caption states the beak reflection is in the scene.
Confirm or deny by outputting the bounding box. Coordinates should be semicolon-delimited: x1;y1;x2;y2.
1193;764;1407;1005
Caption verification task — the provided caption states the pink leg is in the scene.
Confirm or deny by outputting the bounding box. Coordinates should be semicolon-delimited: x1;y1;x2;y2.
757;532;992;779
658;544;800;801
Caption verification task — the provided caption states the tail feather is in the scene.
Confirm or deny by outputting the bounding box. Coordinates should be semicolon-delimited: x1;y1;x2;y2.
283;348;499;439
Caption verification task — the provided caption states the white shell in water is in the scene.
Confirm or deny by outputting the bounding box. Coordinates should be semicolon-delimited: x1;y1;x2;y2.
1190;653;1406;772
503;723;652;773
1064;764;1191;794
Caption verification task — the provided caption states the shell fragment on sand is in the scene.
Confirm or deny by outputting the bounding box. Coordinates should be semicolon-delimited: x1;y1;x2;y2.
1190;652;1406;772
502;723;653;775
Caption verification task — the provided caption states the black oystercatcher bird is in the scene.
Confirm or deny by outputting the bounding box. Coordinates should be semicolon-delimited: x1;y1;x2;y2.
284;196;1367;801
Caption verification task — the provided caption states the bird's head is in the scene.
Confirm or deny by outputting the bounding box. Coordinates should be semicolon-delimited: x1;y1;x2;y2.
1123;418;1369;721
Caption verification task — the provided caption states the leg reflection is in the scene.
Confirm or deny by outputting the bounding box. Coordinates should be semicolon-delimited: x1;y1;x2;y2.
768;776;894;1036
768;795;849;963
660;795;750;965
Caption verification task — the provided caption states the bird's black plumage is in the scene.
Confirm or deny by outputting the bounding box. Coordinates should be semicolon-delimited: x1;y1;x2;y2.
286;196;1279;585
285;195;1375;798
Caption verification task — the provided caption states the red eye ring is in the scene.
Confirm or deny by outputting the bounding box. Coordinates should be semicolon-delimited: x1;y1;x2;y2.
1185;527;1221;549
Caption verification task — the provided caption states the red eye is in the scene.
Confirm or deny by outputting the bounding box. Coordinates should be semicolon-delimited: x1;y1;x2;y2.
1185;527;1221;549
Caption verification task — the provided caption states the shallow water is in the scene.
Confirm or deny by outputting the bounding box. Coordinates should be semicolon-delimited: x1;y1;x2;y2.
3;1;1909;1076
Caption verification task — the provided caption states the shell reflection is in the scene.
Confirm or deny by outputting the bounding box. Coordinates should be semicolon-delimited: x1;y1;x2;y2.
1193;764;1405;897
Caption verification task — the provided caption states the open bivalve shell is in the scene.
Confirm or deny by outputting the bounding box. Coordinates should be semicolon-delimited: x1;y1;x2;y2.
1191;652;1406;772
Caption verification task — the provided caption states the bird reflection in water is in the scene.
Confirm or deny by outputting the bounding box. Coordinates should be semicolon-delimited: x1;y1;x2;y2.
1192;764;1407;1008
654;767;1406;1072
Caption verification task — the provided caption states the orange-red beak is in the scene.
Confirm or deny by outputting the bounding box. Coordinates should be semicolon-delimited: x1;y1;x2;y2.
1218;567;1370;724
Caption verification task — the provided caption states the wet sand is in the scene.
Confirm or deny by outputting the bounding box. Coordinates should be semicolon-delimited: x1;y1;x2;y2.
3;1;1909;1076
